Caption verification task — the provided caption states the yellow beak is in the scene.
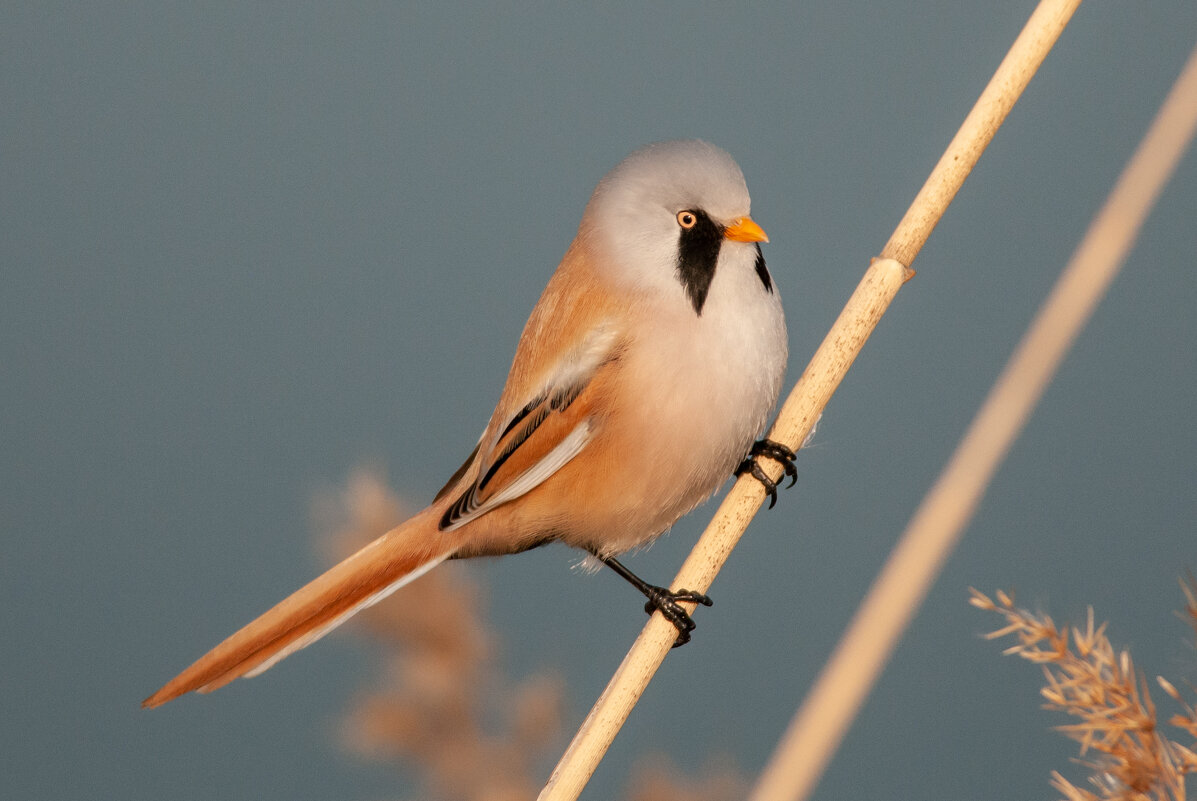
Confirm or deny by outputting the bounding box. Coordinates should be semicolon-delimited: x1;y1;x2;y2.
723;216;769;243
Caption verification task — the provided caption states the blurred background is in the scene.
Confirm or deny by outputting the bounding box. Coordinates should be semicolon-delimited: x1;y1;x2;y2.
4;2;1196;799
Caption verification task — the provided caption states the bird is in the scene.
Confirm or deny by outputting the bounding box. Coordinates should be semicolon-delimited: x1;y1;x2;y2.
143;139;794;709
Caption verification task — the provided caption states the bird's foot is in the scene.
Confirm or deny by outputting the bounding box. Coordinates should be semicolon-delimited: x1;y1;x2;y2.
595;553;714;647
736;438;797;509
642;586;714;647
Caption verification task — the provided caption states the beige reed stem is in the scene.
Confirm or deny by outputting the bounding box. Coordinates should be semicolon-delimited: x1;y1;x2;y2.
537;1;1084;798
749;31;1197;801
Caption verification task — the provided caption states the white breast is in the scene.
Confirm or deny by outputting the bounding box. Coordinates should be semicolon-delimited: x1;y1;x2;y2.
616;242;787;540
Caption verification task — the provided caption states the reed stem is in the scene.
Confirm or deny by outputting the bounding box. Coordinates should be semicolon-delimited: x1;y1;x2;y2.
538;1;1089;798
750;25;1197;801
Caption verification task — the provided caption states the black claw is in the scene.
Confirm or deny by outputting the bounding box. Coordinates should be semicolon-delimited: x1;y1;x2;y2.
641;586;713;647
738;459;778;507
752;439;798;487
595;553;713;647
736;438;798;507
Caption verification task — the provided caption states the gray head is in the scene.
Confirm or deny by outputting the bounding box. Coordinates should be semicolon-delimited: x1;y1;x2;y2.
580;140;767;312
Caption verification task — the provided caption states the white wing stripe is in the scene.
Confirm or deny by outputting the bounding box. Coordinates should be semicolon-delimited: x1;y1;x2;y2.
440;419;592;531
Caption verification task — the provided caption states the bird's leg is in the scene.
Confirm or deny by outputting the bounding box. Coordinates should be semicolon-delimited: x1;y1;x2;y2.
593;553;712;647
735;438;798;509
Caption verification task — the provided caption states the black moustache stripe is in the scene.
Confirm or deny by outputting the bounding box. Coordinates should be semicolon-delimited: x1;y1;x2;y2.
675;209;723;315
676;212;773;314
754;243;773;294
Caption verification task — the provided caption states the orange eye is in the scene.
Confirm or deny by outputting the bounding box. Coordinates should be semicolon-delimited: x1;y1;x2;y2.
676;210;698;229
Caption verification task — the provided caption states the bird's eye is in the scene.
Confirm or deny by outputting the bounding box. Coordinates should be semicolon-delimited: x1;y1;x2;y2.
676;210;698;229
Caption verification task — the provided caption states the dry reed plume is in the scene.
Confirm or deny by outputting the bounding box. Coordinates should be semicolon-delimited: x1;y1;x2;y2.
312;467;746;801
971;586;1197;801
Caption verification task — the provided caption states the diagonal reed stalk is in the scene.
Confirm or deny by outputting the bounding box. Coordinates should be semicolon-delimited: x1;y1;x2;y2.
749;29;1197;801
537;1;1084;798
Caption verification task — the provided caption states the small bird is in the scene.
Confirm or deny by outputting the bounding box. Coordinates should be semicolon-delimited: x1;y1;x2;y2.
143;140;794;708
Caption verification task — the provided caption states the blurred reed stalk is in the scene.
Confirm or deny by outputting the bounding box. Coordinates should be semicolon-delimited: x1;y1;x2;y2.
971;586;1197;800
314;469;564;801
749;28;1197;801
317;468;751;801
539;1;1083;799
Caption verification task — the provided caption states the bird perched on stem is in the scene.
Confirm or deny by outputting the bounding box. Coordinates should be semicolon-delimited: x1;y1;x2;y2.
144;139;794;709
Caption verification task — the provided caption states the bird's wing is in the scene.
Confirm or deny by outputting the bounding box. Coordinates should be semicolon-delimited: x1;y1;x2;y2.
437;248;629;531
439;320;621;531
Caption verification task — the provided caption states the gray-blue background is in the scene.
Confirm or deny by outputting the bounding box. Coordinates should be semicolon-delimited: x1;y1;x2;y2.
4;3;1195;799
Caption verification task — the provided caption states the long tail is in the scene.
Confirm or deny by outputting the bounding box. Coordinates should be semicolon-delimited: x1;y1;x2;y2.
143;508;451;708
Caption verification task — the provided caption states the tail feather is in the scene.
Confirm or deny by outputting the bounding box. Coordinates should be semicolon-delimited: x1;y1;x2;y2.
143;511;450;708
